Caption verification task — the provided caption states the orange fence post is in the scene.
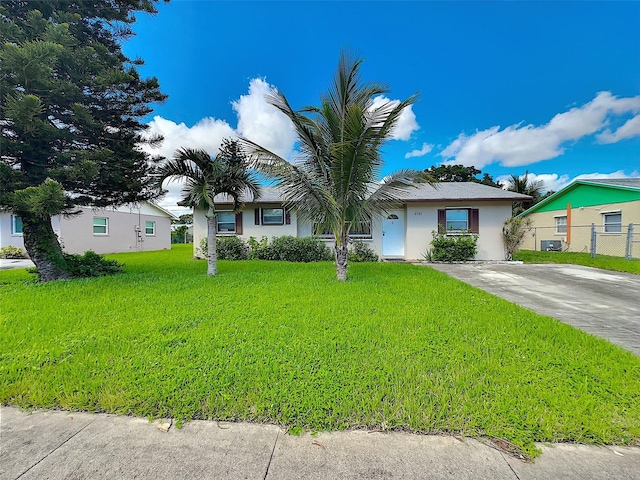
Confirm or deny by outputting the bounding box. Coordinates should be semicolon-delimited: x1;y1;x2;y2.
566;203;572;245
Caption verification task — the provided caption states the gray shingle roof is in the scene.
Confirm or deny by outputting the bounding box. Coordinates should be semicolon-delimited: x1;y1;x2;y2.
578;178;640;189
391;182;531;201
214;182;530;204
214;187;285;204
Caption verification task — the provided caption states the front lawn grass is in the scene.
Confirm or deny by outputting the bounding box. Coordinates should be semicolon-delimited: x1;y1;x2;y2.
514;249;640;274
1;244;639;458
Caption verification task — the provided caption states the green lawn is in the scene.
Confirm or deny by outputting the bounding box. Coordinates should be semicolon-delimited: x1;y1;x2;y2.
1;245;639;458
514;250;640;275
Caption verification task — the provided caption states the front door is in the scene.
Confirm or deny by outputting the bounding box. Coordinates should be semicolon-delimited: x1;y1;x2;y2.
382;210;405;257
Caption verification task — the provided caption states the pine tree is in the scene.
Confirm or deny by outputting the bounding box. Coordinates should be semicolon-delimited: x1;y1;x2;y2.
0;1;167;281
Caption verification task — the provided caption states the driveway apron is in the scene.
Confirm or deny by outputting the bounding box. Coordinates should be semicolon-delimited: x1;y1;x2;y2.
428;263;640;356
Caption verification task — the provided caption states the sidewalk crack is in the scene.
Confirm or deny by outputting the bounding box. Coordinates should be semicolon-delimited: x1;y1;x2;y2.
15;418;96;479
500;451;522;480
262;430;279;480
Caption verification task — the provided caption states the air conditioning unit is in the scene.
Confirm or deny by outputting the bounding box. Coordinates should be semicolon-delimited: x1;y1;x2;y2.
541;240;562;251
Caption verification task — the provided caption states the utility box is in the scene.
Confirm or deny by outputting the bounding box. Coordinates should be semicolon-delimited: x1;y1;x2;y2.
541;240;562;251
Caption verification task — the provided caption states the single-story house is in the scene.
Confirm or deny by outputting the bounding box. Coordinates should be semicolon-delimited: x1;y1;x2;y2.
519;178;640;256
1;202;175;255
192;183;531;261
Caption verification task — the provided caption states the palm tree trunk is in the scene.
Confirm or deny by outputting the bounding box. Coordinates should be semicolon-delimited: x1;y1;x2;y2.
22;214;71;282
335;237;349;282
206;214;217;276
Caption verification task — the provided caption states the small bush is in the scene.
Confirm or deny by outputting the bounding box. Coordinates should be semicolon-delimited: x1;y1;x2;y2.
249;235;333;262
502;216;532;261
0;245;28;259
247;236;270;260
198;237;208;258
430;231;478;262
348;240;378;262
217;236;249;260
62;251;123;277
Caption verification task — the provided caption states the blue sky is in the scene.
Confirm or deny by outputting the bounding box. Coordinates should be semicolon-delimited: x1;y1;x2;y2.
124;1;640;213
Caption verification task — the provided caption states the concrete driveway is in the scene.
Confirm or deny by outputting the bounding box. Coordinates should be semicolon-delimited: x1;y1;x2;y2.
428;263;640;356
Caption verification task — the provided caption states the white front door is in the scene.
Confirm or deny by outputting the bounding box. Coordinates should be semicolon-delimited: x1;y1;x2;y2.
382;210;405;257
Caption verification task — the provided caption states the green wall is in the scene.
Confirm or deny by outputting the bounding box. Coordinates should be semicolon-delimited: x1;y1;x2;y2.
531;184;640;213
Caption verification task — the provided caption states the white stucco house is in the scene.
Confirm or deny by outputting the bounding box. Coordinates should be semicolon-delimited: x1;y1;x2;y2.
1;202;175;255
192;183;530;261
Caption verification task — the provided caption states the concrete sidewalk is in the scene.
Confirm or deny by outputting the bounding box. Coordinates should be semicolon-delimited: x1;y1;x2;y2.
0;259;34;271
1;407;639;480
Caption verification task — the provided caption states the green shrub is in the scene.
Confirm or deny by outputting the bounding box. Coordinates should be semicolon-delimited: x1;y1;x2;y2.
198;237;208;258
249;235;332;262
62;251;123;277
502;216;532;261
247;236;270;260
0;245;28;259
348;240;378;262
217;236;249;260
430;231;478;262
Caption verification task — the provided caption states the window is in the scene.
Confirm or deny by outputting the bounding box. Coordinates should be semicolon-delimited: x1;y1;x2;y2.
145;221;156;236
93;217;108;235
445;209;468;232
11;215;23;235
261;208;284;225
437;208;479;234
217;212;236;233
555;216;567;234
603;212;622;233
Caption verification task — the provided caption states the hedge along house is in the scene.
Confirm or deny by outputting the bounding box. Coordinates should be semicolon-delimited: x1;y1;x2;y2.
192;183;530;261
0;202;175;255
519;178;640;257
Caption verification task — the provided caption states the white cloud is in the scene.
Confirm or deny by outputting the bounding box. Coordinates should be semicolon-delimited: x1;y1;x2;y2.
496;172;571;193
574;170;640;182
441;91;640;168
497;170;640;194
404;142;433;159
232;78;297;160
140;116;236;160
144;79;420;212
370;95;419;141
596;114;640;144
140;78;299;212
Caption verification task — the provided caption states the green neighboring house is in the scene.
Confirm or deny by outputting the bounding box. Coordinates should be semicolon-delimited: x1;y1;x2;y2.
519;178;640;256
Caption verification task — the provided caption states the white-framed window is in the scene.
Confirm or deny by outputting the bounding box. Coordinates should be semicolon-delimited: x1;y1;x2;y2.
445;209;469;232
603;212;622;233
11;215;23;235
217;212;236;233
93;217;108;235
145;220;156;236
262;208;284;225
555;215;567;234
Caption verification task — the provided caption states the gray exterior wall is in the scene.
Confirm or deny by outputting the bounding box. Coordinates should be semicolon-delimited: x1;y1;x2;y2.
0;203;172;255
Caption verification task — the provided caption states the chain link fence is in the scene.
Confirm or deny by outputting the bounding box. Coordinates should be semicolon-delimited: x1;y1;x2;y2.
526;223;639;259
171;232;193;244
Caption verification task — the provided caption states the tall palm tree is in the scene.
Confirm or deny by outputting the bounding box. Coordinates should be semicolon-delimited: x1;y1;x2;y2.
157;139;261;275
507;171;543;215
241;52;431;281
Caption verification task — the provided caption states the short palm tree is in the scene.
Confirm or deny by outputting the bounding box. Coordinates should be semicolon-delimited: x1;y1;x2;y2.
242;52;431;281
157;139;261;275
507;171;543;214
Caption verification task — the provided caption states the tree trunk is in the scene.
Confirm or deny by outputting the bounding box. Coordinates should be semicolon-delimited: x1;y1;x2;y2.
335;238;349;282
206;214;217;276
21;214;71;282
